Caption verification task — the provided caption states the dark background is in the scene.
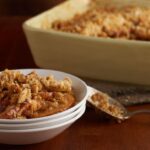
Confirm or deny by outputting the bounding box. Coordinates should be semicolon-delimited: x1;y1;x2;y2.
0;0;65;16
0;0;65;70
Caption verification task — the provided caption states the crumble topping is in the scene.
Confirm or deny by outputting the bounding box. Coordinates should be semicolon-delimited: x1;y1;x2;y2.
91;92;124;119
50;6;150;41
0;69;76;119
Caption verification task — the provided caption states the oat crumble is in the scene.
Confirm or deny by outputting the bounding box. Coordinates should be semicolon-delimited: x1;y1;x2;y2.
91;92;124;119
50;6;150;41
0;69;76;119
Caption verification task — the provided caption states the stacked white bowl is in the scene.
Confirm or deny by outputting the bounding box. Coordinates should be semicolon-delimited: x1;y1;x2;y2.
0;69;88;145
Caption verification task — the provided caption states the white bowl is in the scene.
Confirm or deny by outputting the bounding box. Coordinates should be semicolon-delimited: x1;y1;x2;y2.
0;69;88;124
0;103;85;130
0;105;86;145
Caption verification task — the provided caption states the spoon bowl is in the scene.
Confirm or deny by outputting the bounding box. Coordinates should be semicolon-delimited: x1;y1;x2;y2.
87;86;150;120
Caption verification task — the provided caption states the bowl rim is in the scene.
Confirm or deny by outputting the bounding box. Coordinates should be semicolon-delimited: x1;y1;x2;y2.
0;104;86;133
0;69;88;123
0;102;85;128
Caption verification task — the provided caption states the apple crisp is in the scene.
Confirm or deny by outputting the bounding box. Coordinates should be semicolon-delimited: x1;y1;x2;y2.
0;70;76;119
91;92;124;119
51;6;150;41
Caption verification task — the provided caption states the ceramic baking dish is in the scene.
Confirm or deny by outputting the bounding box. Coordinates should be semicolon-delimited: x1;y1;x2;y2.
23;0;150;85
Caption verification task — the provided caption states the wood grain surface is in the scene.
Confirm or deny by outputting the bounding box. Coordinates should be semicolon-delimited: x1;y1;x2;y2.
0;1;150;150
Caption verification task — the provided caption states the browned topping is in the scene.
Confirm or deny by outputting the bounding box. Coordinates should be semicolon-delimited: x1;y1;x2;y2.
91;92;124;118
50;6;150;41
0;69;76;119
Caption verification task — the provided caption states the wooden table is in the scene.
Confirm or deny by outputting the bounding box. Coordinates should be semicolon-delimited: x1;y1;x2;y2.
0;2;150;150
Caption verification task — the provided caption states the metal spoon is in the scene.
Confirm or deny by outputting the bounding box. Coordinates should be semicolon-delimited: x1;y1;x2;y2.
87;86;150;120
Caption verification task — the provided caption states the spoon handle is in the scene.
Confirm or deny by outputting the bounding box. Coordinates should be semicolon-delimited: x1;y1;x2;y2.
128;109;150;118
118;98;150;107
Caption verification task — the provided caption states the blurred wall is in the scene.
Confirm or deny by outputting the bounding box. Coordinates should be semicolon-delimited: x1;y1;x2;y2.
0;0;65;16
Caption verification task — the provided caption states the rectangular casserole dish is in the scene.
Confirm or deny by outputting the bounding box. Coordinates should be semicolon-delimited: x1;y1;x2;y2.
23;0;150;85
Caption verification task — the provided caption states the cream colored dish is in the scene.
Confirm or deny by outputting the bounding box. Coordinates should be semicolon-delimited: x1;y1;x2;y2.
23;0;150;85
